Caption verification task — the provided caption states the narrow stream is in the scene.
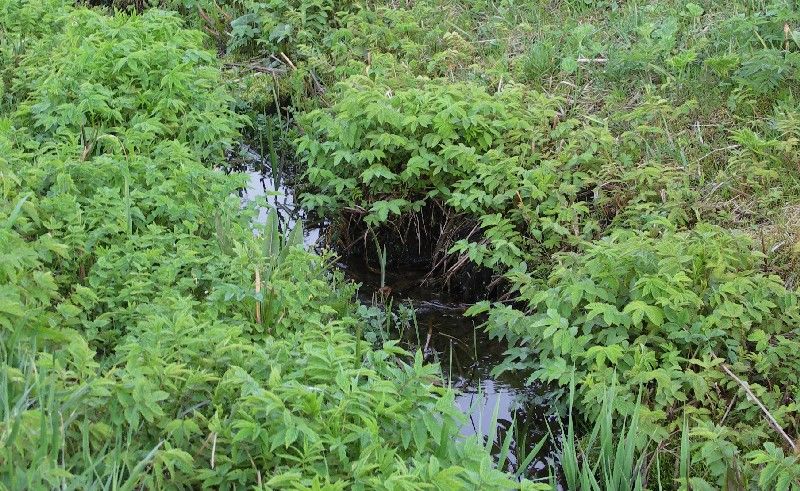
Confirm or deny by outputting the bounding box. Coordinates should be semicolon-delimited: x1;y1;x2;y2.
236;145;560;478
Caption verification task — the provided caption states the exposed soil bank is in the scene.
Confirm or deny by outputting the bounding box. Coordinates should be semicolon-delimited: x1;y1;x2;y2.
330;205;496;301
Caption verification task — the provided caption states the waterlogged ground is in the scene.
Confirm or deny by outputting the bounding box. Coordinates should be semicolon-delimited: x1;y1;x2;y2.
237;146;560;477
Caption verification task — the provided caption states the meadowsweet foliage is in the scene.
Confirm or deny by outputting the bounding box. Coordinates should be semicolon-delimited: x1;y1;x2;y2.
10;8;242;161
297;77;605;271
297;77;553;218
295;75;704;279
1;2;521;489
476;225;800;486
286;0;800;486
185;0;349;59
5;0;800;486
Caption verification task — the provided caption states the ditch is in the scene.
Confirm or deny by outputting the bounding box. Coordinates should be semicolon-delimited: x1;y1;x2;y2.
236;144;562;479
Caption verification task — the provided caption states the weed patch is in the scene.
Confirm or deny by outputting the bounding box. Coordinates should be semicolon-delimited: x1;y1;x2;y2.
0;3;528;488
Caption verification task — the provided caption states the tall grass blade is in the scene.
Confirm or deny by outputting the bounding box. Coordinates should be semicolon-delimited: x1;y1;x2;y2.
3;192;31;230
119;440;164;491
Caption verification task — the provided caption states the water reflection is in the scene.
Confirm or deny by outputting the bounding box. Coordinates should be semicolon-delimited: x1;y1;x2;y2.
344;261;560;476
236;145;561;479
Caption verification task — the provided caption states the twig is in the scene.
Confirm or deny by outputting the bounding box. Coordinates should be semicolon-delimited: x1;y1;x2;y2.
309;72;326;95
697;144;739;163
178;400;210;418
719;393;737;426
770;240;787;254
425;223;479;279
211;432;218;469
279;52;297;70
433;331;472;349
423;319;433;353
212;0;232;22
719;362;797;452
701;179;729;202
223;62;287;75
196;6;214;25
248;452;262;487
278;52;326;95
576;57;608;63
343;205;368;214
197;7;223;40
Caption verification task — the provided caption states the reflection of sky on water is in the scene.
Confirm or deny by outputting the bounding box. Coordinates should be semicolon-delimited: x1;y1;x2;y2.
457;379;518;435
239;156;321;246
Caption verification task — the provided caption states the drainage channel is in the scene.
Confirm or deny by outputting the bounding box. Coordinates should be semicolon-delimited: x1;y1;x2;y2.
236;145;560;478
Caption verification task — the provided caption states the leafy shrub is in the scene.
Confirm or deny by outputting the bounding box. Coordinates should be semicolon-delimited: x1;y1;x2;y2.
474;225;800;486
1;2;526;488
297;76;602;271
185;0;349;58
297;74;710;279
282;0;800;487
327;5;445;77
296;76;551;214
10;8;242;161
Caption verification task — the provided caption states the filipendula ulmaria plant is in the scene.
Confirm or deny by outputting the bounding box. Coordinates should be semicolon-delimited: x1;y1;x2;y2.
1;2;530;488
472;224;800;487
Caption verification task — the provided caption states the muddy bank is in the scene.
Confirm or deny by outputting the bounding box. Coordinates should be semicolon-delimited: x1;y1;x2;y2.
328;205;498;302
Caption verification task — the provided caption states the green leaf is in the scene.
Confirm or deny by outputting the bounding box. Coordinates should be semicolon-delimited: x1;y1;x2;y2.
560;56;578;74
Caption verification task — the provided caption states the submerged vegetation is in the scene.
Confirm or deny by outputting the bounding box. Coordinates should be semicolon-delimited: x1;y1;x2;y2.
3;0;800;489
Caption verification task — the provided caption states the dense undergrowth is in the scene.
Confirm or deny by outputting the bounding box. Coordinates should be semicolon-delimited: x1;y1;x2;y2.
4;0;800;488
179;0;800;488
0;2;535;489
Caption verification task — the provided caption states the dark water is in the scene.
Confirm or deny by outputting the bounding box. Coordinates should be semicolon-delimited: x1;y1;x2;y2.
341;262;560;476
236;145;560;477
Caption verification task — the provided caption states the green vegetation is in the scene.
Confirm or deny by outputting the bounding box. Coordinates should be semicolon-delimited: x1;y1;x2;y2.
0;2;532;489
475;225;800;486
261;0;800;487
4;0;800;488
296;78;585;273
